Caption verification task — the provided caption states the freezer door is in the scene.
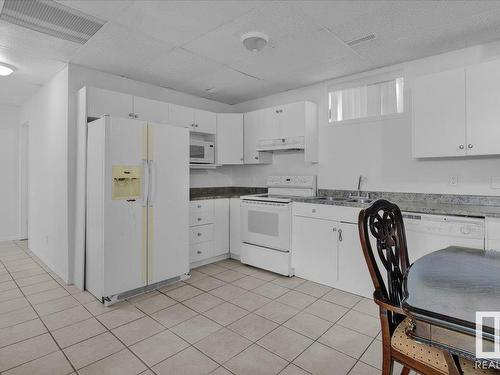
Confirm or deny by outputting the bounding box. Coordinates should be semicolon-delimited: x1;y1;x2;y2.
103;117;148;296
147;122;189;284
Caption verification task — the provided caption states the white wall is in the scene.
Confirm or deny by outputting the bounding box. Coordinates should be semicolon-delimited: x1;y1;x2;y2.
20;67;69;281
230;40;500;196
0;104;21;241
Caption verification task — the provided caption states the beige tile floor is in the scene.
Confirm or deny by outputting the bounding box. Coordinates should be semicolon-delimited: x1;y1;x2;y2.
0;240;398;375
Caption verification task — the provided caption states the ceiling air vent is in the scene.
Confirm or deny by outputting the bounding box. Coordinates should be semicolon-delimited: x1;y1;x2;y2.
0;0;105;44
346;33;376;47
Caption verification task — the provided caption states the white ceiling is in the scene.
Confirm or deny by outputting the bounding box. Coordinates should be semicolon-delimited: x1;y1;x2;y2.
2;0;500;106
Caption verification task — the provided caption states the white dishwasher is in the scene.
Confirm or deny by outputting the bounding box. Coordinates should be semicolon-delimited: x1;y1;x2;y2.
403;212;485;263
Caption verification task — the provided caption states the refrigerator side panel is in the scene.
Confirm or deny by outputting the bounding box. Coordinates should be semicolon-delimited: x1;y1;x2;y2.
102;117;148;297
149;123;189;283
86;118;107;300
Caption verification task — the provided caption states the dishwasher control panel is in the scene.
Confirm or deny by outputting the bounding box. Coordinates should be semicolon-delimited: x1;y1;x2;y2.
403;212;485;239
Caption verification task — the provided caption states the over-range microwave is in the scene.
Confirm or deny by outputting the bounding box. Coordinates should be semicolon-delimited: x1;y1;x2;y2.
190;139;215;164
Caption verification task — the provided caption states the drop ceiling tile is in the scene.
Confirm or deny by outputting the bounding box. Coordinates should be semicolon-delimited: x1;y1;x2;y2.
70;22;175;79
181;65;262;95
136;48;224;90
0;20;81;62
296;0;500;67
184;1;353;69
92;0;265;46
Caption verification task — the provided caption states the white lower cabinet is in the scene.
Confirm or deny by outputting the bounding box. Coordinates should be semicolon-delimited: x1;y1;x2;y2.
189;198;229;265
229;198;241;258
335;222;373;298
292;203;372;298
292;215;338;287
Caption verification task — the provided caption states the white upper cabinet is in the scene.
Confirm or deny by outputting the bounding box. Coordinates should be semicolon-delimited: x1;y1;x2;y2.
259;108;280;140
86;87;134;119
243;110;272;164
133;96;169;123
412;69;466;158
217;113;244;165
413;59;500;158
169;104;194;128
246;101;318;162
466;60;500;156
277;102;306;138
194;109;216;134
169;105;216;134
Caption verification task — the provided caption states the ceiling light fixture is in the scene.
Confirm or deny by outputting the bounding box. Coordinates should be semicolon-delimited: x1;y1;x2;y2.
0;62;15;76
241;31;269;52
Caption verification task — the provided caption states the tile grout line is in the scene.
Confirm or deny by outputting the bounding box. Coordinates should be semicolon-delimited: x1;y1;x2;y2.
1;246;382;375
0;242;78;375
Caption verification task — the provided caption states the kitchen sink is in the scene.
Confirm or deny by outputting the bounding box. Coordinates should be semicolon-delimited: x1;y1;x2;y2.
346;197;373;204
313;196;374;204
314;196;349;202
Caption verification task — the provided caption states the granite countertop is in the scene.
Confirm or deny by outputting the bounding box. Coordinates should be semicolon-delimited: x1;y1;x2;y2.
294;190;500;218
293;197;500;218
190;187;267;201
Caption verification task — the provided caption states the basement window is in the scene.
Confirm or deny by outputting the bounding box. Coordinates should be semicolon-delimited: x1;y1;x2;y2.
328;72;404;123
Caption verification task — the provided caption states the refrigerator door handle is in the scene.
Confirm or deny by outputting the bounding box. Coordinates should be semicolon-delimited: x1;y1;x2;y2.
148;160;156;206
142;159;149;207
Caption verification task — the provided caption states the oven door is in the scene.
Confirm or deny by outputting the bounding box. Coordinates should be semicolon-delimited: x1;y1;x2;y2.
240;200;291;252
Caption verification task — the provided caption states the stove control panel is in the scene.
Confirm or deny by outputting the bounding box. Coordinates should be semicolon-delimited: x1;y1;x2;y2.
266;175;317;189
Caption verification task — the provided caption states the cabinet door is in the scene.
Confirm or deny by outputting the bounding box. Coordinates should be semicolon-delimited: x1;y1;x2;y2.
292;216;338;287
244;111;272;164
133;96;169;123
213;199;229;257
259;108;280;140
87;87;134;119
279;102;305;138
194;109;217;134
229;198;241;258
217;114;243;164
336;222;373;298
169;104;194;128
466;60;500;156
412;69;466;157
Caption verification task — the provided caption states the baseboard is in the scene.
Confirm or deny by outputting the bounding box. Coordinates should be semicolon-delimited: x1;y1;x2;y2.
190;253;230;269
229;253;240;260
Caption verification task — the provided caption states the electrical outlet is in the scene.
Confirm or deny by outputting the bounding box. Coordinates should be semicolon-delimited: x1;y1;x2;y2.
448;175;458;186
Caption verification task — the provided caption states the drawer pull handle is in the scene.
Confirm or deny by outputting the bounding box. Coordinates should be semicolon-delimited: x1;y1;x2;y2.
197;205;201;208
197;250;202;254
312;209;316;213
197;218;202;221
197;233;202;236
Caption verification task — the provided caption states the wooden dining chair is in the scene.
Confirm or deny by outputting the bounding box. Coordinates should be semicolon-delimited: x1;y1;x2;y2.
358;199;494;375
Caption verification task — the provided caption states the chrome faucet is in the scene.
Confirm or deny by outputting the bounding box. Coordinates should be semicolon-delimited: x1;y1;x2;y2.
349;175;370;200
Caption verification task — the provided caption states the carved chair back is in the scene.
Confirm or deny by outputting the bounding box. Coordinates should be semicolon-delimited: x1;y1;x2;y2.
358;199;410;329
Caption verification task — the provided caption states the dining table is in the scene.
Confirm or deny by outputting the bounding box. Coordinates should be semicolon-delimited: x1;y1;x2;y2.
402;246;500;370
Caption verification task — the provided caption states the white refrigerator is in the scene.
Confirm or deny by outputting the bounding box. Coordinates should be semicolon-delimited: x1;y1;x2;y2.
86;116;189;303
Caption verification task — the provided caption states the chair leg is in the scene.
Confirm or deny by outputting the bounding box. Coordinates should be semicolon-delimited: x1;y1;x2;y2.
400;366;410;375
382;354;394;375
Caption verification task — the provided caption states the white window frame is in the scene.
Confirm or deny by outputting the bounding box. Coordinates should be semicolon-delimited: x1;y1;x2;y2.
328;70;406;125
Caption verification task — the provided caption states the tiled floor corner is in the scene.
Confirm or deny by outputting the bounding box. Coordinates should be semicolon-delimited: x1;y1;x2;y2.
0;240;384;375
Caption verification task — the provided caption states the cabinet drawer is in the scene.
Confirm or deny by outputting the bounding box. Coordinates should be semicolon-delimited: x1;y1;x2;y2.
190;241;213;263
190;200;215;213
190;224;214;244
190;211;214;226
293;202;360;223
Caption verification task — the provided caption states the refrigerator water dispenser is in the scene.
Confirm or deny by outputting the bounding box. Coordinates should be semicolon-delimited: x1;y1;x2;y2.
112;166;141;200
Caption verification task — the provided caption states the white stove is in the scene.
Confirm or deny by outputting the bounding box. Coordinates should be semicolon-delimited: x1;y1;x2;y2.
240;176;316;276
